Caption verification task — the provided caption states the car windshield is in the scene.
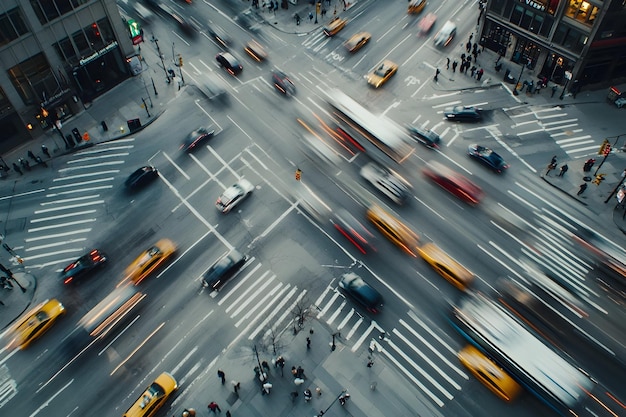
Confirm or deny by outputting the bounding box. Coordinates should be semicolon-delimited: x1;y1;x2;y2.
374;65;389;77
223;185;242;201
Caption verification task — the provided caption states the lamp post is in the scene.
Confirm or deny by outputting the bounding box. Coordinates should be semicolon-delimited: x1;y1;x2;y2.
330;331;340;351
150;36;169;83
560;70;572;100
512;58;528;96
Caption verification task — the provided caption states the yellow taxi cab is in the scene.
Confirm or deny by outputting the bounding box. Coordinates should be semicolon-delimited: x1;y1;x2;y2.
9;299;65;350
458;345;522;402
366;205;419;257
323;17;347;37
123;372;178;417
416;242;475;291
124;239;177;285
408;0;426;14
367;60;398;88
344;32;371;53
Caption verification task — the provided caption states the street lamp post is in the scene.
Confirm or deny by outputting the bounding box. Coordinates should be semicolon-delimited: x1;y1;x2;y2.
512;60;525;96
560;70;572;100
150;36;169;83
331;332;340;351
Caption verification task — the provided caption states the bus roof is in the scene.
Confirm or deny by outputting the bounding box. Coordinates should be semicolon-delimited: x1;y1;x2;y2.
455;292;595;408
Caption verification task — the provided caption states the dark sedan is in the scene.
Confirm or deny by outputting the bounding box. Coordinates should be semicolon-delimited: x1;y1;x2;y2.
406;125;441;148
125;166;158;189
338;272;383;314
60;249;107;284
180;127;215;152
202;250;248;291
444;106;482;122
216;52;242;76
271;71;296;96
467;144;510;173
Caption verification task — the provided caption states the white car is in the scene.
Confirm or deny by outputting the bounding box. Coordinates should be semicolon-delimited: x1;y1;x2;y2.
216;179;254;213
360;163;410;205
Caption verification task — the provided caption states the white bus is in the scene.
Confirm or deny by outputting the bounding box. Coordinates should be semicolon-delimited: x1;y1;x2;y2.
326;89;415;164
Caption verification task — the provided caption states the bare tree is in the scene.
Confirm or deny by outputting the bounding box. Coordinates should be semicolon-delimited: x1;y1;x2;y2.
257;325;285;356
291;295;311;335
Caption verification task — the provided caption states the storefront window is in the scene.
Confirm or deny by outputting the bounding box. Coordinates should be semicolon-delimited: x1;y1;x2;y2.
565;1;600;26
7;53;59;105
553;23;588;53
0;8;29;47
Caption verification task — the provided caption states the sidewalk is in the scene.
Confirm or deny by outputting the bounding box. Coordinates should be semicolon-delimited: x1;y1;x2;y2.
177;316;444;417
0;272;37;331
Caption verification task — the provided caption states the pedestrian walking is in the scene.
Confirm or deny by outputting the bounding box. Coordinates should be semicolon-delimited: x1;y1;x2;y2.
446;57;450;69
217;369;226;385
41;144;50;158
452;60;458;72
551;85;557;97
558;163;569;177
476;68;484;81
577;183;587;196
295;13;301;25
469;33;473;42
306;337;311;349
232;380;240;394
208;402;221;413
294;377;304;386
291;366;298;377
226;411;231;417
472;42;478;53
262;381;273;395
434;68;440;82
470;65;477;77
461;53;466;61
308;11;313;22
466;41;471;53
296;366;304;378
367;360;374;368
12;163;22;175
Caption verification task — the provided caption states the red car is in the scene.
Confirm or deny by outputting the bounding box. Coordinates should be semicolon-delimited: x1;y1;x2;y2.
332;209;377;254
422;161;484;205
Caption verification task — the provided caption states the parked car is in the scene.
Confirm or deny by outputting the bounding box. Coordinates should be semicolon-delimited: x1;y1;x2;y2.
202;250;248;291
444;105;482;121
180;127;215;152
216;179;254;213
60;249;107;285
467;144;510;173
125;166;158;189
339;272;383;313
216;52;243;76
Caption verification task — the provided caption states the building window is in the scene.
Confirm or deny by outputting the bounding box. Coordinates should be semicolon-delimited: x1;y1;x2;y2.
0;8;30;47
553;23;588;53
565;1;600;26
29;0;90;24
7;53;59;105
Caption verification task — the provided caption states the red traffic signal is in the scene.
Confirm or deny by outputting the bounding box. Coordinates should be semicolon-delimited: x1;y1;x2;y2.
603;144;611;156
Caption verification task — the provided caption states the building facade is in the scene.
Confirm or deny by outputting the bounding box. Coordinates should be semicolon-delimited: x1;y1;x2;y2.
0;0;136;153
479;0;626;92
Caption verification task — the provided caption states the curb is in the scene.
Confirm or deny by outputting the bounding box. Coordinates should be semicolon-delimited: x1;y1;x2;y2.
540;175;588;206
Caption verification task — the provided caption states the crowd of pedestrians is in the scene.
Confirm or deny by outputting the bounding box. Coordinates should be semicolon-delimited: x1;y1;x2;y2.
436;34;485;84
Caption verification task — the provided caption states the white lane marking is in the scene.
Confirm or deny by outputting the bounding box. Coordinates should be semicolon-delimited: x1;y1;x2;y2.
34;200;104;214
540;118;578;126
162;152;190;180
228;271;274;316
207;146;240;179
247;285;298;340
28;219;96;233
40;195;99;205
23;248;84;261
46;185;113;197
25;229;91;242
57;161;125;172
560;140;594;148
29;379;74;416
48;178;115;189
67;153;129;164
216;261;261;307
551;129;583;137
73;144;134;155
234;281;284;328
52;170;120;181
336;308;355;332
0;189;45;201
25;238;87;252
399;318;468;379
555;135;592;144
326;300;347;326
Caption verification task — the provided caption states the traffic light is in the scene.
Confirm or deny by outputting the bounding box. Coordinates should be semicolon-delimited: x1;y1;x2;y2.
593;173;606;185
178;55;183;67
295;168;302;181
316;1;321;14
597;139;610;155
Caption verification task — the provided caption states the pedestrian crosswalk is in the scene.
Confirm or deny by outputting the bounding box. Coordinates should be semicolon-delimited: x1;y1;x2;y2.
209;258;468;409
505;105;597;157
22;139;135;270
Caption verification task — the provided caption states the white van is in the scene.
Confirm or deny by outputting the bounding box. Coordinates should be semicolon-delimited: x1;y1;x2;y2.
434;21;456;47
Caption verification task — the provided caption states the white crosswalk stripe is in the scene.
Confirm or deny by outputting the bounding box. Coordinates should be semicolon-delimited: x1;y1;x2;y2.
22;140;135;270
214;259;467;408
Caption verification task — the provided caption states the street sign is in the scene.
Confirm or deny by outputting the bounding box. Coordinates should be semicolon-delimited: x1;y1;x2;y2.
617;188;625;204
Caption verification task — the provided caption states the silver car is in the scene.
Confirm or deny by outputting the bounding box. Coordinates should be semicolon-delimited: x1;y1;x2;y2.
359;163;410;205
216;179;254;213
